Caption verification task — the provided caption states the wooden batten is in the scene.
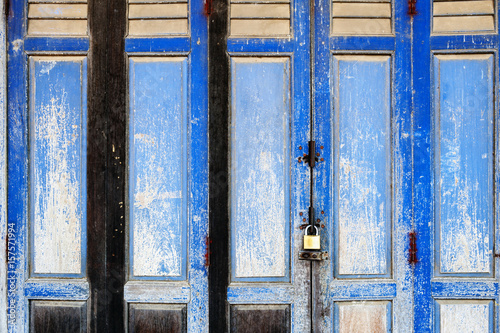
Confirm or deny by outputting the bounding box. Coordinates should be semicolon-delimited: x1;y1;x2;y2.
27;1;88;36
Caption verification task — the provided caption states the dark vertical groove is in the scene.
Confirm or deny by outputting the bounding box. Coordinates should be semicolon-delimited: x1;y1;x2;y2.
208;0;229;330
105;0;127;329
88;0;127;330
87;0;108;331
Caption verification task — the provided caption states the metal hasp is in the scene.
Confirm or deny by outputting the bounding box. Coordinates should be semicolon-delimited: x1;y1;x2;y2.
409;231;417;264
299;251;329;261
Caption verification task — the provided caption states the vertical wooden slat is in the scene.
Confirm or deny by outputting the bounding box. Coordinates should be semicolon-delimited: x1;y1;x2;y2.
208;0;230;329
87;0;108;330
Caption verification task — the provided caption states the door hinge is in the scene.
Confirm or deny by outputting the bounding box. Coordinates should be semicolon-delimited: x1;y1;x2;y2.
303;141;317;168
408;0;417;16
409;231;417;264
205;236;212;266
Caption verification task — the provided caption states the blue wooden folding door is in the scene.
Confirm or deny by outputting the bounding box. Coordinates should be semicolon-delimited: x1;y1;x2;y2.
5;0;500;331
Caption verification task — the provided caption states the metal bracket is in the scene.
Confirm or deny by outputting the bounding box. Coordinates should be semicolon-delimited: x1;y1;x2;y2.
408;0;417;16
409;231;417;264
299;251;329;261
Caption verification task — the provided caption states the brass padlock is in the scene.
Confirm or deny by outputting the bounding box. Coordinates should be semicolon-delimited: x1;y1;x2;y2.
303;225;320;250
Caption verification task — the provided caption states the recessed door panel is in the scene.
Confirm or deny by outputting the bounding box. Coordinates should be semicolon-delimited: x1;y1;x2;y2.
30;56;87;277
129;57;188;279
434;54;494;276
230;57;291;281
332;55;392;278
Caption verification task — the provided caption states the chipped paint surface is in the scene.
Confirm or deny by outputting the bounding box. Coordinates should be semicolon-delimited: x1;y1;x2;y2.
439;300;491;332
129;57;187;278
0;4;6;330
435;54;493;274
334;56;391;276
337;301;389;333
230;58;290;279
31;57;86;275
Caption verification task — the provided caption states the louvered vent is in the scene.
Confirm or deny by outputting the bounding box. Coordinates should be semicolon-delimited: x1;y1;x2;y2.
230;0;291;37
128;0;189;36
331;0;392;35
433;0;495;33
28;0;88;36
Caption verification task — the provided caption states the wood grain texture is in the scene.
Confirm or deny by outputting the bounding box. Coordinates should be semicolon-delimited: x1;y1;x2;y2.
129;304;187;333
30;301;87;333
230;305;290;333
336;301;390;333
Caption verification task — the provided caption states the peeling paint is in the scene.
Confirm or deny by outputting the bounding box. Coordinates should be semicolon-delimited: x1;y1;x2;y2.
31;58;86;275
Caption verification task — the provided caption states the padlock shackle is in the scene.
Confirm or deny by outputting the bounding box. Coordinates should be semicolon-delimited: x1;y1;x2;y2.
305;225;319;236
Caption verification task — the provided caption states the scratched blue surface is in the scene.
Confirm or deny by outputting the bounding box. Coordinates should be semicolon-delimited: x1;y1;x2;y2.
413;0;500;330
434;54;494;276
29;57;87;278
333;55;392;278
129;57;188;280
230;58;290;283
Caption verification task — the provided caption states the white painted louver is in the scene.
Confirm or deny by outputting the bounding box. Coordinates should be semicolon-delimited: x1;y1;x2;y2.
230;0;291;37
28;0;88;36
433;0;495;33
331;0;392;35
128;0;189;36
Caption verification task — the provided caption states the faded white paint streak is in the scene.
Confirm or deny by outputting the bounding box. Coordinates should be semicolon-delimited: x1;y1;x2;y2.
132;134;183;277
338;301;388;333
234;151;287;278
338;156;387;275
33;86;82;274
439;300;490;333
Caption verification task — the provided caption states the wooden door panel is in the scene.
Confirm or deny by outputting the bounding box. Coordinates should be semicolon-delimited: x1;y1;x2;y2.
29;56;87;277
314;0;414;331
124;0;209;330
129;57;189;280
230;57;291;282
433;54;494;277
332;55;392;278
414;1;499;331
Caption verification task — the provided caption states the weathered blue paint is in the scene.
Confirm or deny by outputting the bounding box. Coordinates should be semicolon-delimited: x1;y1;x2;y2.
434;54;494;277
24;281;89;300
432;281;498;298
125;0;209;330
8;0;32;330
226;0;311;329
0;0;7;330
125;37;190;53
230;57;290;283
327;282;397;300
413;0;500;330
24;37;89;52
313;0;413;330
129;57;188;280
332;55;391;278
29;57;87;278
